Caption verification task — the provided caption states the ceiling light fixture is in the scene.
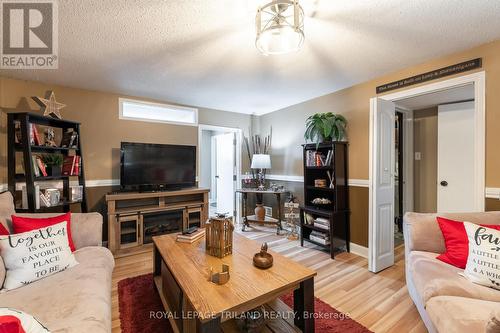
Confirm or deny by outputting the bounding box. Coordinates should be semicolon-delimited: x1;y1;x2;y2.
255;0;305;56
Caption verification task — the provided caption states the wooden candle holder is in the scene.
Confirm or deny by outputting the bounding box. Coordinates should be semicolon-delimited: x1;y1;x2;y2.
205;215;234;258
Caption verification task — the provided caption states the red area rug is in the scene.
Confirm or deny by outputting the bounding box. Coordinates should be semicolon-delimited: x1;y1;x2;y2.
118;273;373;333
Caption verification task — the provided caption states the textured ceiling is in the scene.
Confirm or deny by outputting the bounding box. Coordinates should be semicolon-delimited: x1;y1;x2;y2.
1;0;500;115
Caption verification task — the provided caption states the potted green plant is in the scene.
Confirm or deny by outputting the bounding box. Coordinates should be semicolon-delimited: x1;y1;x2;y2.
42;154;63;177
304;112;347;146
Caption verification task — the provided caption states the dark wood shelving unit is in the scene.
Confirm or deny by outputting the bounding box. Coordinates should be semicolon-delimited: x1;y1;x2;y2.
300;142;350;259
7;112;87;213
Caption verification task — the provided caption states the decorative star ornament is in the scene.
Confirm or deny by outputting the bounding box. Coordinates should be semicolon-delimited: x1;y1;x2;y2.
32;91;66;119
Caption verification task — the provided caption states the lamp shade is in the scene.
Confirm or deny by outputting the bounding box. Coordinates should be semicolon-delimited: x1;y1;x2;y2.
251;154;271;169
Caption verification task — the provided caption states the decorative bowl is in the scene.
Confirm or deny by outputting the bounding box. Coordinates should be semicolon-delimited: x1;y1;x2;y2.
253;252;273;269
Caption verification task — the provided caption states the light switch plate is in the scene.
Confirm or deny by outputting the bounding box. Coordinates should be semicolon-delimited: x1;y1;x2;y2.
415;152;422;160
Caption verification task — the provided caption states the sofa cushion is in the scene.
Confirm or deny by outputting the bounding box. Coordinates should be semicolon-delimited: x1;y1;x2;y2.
437;216;500;268
0;222;79;291
408;251;500;304
463;222;500;290
12;213;76;252
0;308;50;333
0;246;114;333
426;296;500;333
0;192;15;233
0;223;9;235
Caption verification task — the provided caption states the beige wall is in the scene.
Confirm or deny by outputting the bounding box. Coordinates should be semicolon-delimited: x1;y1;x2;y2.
413;107;438;213
259;39;500;247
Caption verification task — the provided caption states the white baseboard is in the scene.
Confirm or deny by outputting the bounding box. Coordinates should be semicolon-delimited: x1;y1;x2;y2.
485;187;500;199
266;174;303;182
349;242;368;258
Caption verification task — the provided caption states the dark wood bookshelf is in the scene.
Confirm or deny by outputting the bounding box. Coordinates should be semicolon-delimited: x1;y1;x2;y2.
7;112;87;213
300;142;350;259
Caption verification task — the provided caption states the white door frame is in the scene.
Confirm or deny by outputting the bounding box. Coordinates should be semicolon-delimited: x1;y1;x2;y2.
198;124;242;220
368;71;485;272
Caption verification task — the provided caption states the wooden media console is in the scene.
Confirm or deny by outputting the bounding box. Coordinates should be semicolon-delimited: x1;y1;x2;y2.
106;187;209;257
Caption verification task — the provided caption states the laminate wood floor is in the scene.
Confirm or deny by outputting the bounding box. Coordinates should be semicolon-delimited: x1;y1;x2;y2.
111;225;427;333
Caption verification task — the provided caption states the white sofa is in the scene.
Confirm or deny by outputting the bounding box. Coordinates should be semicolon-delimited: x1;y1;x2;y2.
0;191;115;333
404;212;500;333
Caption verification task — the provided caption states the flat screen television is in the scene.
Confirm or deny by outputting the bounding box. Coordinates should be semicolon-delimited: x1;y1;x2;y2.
120;142;196;191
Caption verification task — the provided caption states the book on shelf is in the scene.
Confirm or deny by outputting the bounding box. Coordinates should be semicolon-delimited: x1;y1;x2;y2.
310;230;329;239
62;156;79;176
31;123;41;146
28;123;35;145
309;234;330;245
14;122;22;144
313;221;330;230
31;155;40;177
35;156;47;177
305;150;333;167
176;229;205;243
315;217;329;224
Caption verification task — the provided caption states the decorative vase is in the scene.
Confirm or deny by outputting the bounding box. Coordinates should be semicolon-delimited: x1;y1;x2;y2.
255;204;266;221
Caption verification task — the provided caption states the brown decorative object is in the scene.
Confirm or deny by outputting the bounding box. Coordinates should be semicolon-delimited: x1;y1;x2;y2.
205;214;234;258
314;179;327;187
44;127;57;147
208;264;230;285
285;199;300;240
32;91;66;119
253;243;273;269
254;203;266;220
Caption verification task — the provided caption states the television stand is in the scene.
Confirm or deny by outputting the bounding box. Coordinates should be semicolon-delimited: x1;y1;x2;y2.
106;187;209;257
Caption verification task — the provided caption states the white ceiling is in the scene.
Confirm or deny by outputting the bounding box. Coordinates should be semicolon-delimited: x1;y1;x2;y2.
396;84;474;110
1;0;500;115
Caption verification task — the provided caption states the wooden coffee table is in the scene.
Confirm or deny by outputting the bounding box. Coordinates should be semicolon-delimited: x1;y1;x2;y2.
153;233;317;333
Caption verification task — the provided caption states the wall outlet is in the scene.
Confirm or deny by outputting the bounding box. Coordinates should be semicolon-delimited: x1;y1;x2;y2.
415;152;422;160
264;206;272;217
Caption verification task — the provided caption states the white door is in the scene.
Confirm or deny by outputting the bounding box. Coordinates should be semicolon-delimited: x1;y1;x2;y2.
215;133;235;215
437;101;475;212
369;98;396;273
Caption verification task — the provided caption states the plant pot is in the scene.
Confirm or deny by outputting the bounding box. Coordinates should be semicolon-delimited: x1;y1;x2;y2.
255;204;266;221
46;165;61;177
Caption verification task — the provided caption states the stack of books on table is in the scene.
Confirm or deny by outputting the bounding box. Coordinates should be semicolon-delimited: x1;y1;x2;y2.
176;229;205;243
313;217;330;230
309;230;330;245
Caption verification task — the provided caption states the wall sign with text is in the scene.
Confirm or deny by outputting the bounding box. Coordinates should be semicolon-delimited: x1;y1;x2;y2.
376;58;482;94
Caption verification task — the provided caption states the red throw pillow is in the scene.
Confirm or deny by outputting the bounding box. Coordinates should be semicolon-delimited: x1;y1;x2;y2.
11;212;75;252
0;223;9;236
0;315;26;333
436;217;500;268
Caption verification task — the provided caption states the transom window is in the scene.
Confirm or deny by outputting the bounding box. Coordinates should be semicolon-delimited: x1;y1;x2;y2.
119;98;198;126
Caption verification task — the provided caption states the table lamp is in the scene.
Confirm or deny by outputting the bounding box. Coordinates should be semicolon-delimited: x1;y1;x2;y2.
251;154;271;190
251;154;271;220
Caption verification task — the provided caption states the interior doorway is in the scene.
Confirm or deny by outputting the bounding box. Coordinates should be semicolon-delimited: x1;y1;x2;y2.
369;71;485;273
394;111;405;247
198;125;242;219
